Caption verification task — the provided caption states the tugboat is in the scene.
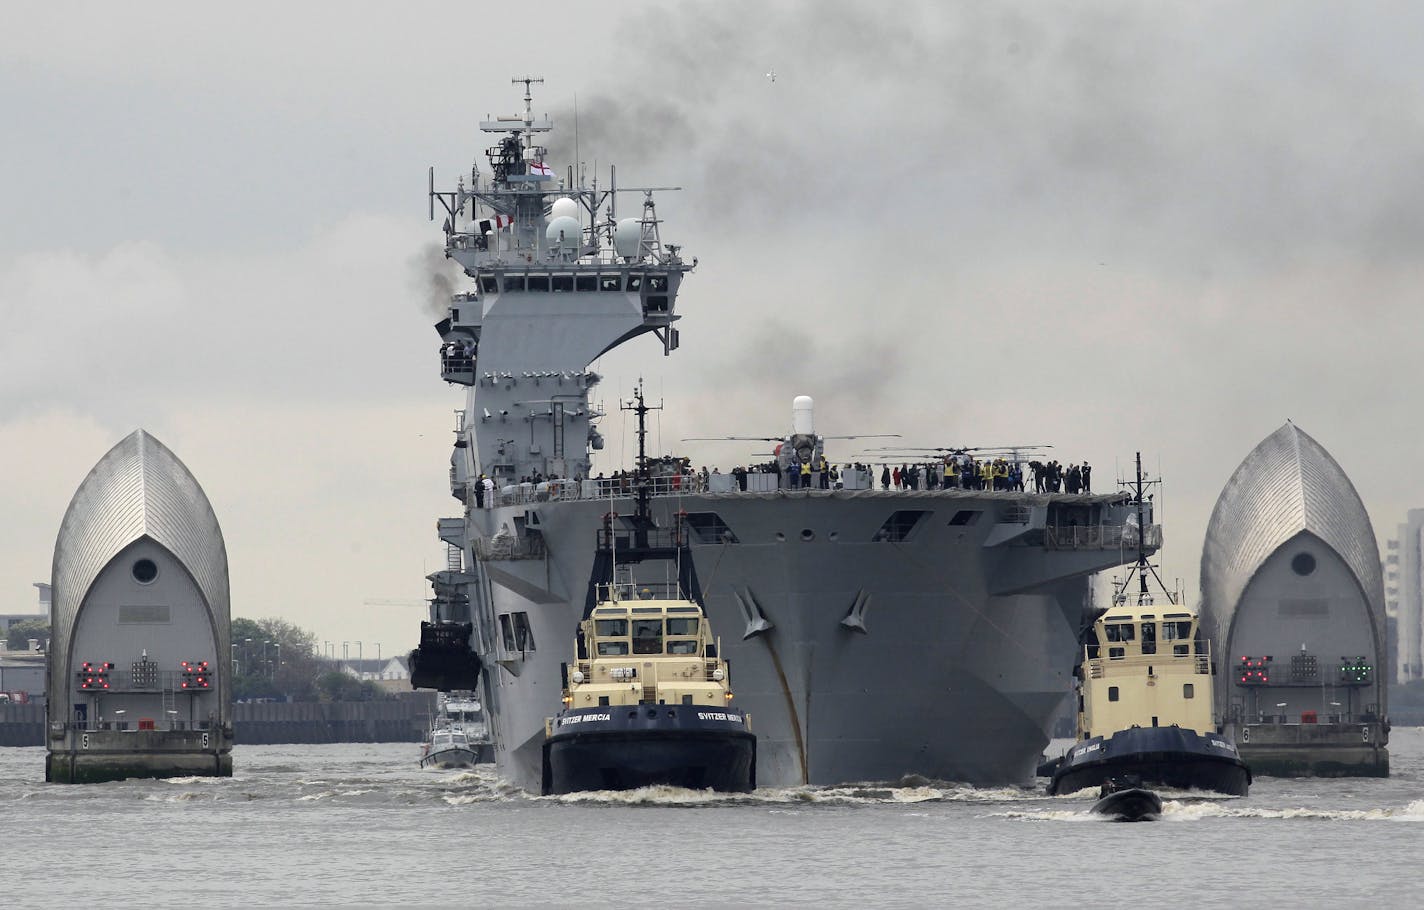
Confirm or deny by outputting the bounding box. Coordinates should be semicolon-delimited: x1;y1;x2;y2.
541;581;756;794
1048;455;1251;797
420;693;493;769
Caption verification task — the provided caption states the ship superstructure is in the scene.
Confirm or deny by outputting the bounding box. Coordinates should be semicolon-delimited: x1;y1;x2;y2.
412;79;1156;791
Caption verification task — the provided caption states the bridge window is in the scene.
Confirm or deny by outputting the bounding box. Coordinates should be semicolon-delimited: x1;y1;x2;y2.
1161;620;1192;640
1104;623;1135;642
600;275;621;291
480;276;498;294
647;274;668;291
668;640;699;655
528;275;550;292
873;510;931;542
504;275;525;292
575;274;598;292
645;295;669;312
949;510;981;526
499;614;515;651
595;619;629;637
667;617;699;636
552;274;574;292
631;618;663;655
597;641;629;656
626;275;643;291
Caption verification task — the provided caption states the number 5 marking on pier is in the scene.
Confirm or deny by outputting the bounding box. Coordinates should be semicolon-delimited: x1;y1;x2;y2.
82;733;90;750
202;733;210;749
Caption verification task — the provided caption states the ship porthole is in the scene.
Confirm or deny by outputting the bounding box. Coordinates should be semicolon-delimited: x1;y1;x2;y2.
800;529;815;541
828;531;840;542
132;558;159;585
775;532;786;542
1291;552;1316;576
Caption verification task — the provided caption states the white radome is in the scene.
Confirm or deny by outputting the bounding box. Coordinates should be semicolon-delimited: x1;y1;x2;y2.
545;215;581;250
549;197;579;221
614;218;643;259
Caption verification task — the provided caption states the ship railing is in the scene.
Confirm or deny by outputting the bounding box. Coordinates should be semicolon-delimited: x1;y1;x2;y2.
1086;653;1211;676
472;534;547;561
1046;523;1163;550
487;474;706;508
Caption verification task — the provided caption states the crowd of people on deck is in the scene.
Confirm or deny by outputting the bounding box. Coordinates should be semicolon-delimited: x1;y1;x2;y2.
468;453;1093;508
440;339;477;374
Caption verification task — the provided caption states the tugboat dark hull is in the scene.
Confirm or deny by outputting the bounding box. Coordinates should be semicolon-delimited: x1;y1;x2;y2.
1049;726;1251;796
542;704;756;795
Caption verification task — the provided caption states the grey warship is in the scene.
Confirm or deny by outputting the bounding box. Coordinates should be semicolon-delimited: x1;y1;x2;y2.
411;78;1156;790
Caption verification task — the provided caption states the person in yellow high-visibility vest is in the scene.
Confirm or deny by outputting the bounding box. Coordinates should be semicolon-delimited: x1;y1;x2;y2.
800;459;812;489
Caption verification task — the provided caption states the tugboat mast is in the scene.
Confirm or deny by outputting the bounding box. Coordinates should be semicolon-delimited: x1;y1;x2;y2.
620;378;661;545
1116;452;1174;607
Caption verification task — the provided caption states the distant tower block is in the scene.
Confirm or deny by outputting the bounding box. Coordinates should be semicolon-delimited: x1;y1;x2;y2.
46;430;233;783
1200;423;1388;777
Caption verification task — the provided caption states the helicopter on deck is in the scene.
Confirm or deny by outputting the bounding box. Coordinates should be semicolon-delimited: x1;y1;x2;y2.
683;395;898;474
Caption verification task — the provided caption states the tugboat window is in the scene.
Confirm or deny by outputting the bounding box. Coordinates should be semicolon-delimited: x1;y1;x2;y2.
668;640;698;655
666;618;699;636
597;641;629;656
1183;684;1195;699
631;618;663;654
1140;622;1156;655
1292;552;1316;576
131;558;159;584
1108;687;1120;702
1104;623;1135;642
1162;620;1192;640
595;619;629;637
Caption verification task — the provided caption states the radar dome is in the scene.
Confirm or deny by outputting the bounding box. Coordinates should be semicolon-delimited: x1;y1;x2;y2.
545;215;581;250
792;396;815;436
549;197;579;221
614;218;643;259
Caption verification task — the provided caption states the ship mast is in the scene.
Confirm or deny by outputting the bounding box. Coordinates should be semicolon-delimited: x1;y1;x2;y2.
620;378;661;546
1114;452;1174;607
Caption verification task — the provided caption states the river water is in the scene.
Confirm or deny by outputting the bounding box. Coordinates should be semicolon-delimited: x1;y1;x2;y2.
7;728;1423;908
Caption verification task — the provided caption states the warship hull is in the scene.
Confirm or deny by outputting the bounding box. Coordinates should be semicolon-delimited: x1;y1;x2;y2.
460;487;1142;792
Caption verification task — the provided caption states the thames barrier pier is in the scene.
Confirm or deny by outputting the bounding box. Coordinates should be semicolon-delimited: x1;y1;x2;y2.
1201;423;1389;777
46;430;233;783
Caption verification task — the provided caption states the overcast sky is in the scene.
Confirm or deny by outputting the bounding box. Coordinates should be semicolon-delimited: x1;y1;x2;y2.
5;1;1423;651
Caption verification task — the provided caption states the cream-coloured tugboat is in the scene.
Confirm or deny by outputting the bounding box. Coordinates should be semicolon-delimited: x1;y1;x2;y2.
541;583;756;794
1048;456;1250;797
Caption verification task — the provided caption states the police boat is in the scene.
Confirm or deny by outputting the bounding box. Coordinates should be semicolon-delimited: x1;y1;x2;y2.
541;584;756;795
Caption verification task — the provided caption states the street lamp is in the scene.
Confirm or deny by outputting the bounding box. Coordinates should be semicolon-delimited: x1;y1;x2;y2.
355;641;362;663
374;642;381;662
274;642;281;680
231;643;239;675
343;641;349;663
